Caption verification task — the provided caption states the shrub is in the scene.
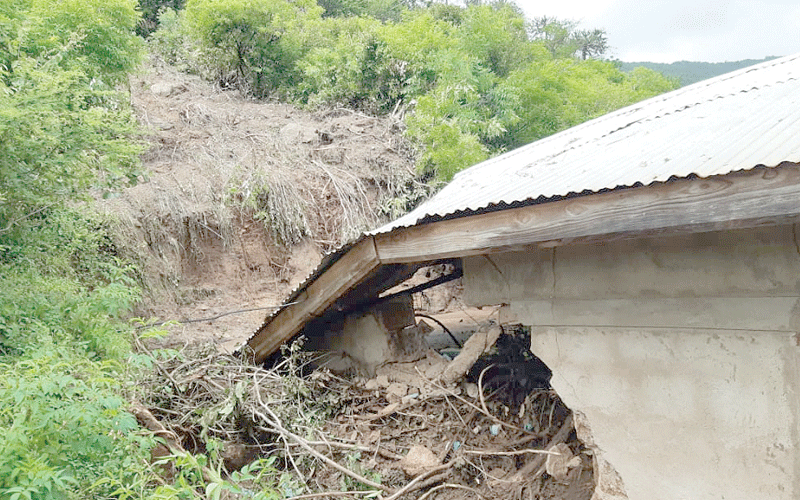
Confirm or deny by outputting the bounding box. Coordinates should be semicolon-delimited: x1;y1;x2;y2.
296;16;405;111
0;349;152;499
16;0;143;85
184;0;322;97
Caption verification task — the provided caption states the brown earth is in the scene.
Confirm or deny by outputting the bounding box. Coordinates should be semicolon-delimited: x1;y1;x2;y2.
103;57;425;349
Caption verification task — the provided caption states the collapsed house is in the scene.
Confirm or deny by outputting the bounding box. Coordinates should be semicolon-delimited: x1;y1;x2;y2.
245;54;800;499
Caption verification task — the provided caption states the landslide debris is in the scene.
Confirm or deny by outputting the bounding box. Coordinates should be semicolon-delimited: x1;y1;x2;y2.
133;329;595;500
102;57;428;347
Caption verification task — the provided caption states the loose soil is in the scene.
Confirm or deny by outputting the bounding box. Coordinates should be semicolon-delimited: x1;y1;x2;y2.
103;57;423;349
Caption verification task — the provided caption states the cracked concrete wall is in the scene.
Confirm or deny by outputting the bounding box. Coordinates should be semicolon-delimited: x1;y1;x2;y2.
306;294;430;375
463;224;800;500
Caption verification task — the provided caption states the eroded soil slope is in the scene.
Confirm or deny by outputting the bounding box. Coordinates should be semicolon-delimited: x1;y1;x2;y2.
104;58;424;348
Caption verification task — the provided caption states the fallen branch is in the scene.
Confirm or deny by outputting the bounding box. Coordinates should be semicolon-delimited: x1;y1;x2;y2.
381;461;454;500
511;414;574;481
251;374;392;494
417;484;485;500
463;448;560;457
440;326;502;385
130;401;216;484
284;491;377;500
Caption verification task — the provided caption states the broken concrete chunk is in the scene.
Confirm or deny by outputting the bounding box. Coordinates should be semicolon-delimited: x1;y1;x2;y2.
440;326;502;385
545;443;582;481
401;445;440;477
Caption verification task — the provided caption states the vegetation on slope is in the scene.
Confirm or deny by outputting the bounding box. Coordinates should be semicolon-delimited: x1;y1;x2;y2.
149;0;678;181
617;57;779;87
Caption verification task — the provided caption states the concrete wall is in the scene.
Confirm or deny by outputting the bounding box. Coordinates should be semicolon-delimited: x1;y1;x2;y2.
305;295;430;375
463;224;800;500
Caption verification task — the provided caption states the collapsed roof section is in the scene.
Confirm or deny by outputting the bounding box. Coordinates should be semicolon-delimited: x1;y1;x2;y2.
245;53;800;364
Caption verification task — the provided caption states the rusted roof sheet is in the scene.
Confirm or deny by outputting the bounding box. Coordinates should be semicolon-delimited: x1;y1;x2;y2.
375;53;800;233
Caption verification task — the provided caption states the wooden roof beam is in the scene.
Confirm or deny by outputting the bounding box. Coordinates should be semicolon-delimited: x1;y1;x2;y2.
373;163;800;264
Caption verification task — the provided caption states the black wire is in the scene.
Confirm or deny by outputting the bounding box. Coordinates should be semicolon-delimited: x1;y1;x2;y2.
415;313;462;348
135;301;300;329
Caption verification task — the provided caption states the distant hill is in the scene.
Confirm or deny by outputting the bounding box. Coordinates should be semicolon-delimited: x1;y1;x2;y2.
618;57;780;87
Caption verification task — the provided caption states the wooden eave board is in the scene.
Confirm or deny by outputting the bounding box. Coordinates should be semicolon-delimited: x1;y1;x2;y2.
374;163;800;264
247;237;380;362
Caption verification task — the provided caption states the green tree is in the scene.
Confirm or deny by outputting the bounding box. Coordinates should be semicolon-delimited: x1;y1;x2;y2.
16;0;143;85
528;16;578;58
184;0;323;97
456;3;531;77
573;28;608;60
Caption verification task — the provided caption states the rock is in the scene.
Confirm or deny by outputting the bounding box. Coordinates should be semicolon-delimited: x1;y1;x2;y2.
364;378;380;390
401;445;440;477
545;443;582;481
150;82;186;97
385;382;408;402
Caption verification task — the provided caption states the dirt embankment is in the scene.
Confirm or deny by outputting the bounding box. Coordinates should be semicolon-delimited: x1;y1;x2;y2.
104;58;425;347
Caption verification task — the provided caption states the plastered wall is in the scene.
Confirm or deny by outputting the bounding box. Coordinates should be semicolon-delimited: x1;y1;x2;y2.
463;224;800;500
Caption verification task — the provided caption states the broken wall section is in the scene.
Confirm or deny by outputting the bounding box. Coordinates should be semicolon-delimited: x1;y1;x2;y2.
463;224;800;500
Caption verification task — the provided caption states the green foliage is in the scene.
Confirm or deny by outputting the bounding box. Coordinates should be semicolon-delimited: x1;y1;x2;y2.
499;58;678;149
0;349;153;499
455;3;530;77
0;210;140;358
0;60;143;230
0;0;144;233
12;0;143;85
616;57;775;87
296;16;390;110
136;0;185;37
147;7;198;70
318;0;405;22
184;0;322;97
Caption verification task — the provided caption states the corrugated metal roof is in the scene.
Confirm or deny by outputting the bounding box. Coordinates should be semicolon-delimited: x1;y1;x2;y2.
245;53;800;357
375;53;800;233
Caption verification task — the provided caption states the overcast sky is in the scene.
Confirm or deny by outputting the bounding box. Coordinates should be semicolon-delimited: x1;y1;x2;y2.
516;0;800;63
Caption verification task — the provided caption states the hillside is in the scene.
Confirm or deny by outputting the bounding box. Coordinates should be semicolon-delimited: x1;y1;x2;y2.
101;58;426;349
619;56;779;86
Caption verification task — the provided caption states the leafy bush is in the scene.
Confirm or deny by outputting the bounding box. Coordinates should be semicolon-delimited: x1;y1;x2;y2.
0;209;140;358
0;349;152;499
13;0;143;85
148;7;200;71
184;0;322;97
0;61;143;230
455;3;531;77
499;58;678;149
296;16;409;112
318;0;405;21
136;0;185;37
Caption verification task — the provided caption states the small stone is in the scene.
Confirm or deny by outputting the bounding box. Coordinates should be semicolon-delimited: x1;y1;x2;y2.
385;382;408;402
376;375;390;388
364;378;379;390
545;443;582;481
401;445;440;477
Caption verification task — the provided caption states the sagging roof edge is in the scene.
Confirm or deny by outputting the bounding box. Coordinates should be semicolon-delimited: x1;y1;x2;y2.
243;161;800;362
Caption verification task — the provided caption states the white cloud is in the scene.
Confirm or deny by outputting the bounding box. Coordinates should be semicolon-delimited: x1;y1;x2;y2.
515;0;800;62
